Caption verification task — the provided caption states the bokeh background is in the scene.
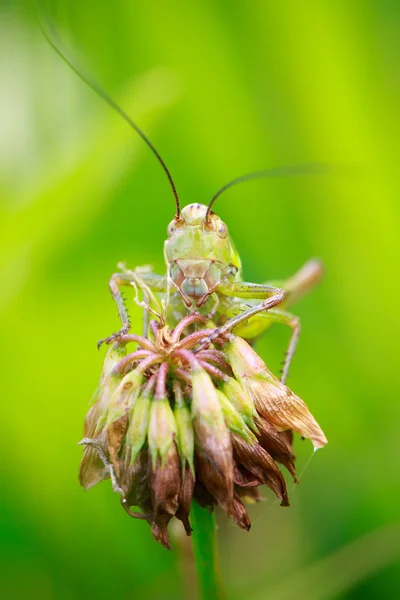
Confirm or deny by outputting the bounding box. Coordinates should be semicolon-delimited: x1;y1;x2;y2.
1;0;399;598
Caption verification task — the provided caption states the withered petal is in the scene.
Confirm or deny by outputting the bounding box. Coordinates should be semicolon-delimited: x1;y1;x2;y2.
175;465;194;535
233;464;261;488
107;414;129;474
151;523;171;550
232;434;289;506
193;482;215;510
150;443;181;532
256;419;298;481
119;449;152;514
195;451;234;516
231;494;252;531
79;432;110;490
249;378;327;450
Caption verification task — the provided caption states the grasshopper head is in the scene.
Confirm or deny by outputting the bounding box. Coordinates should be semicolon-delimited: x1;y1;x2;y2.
165;203;241;307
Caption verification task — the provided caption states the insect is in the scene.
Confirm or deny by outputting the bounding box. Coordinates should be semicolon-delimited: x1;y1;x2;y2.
44;27;323;385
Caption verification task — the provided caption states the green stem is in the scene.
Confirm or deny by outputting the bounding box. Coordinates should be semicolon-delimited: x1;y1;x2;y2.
191;502;225;600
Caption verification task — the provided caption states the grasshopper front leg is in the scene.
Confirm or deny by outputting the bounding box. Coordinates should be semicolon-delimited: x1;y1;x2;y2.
97;270;167;348
203;281;286;340
203;259;323;382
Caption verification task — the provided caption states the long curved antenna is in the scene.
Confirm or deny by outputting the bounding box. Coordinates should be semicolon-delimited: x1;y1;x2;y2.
40;18;181;219
206;162;332;222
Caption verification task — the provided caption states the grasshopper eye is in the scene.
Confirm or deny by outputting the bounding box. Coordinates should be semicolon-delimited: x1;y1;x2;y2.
216;221;228;239
167;218;184;236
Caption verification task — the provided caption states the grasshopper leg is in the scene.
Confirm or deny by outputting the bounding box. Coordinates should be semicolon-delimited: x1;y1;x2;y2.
256;309;301;384
98;270;168;348
97;273;134;348
199;284;286;348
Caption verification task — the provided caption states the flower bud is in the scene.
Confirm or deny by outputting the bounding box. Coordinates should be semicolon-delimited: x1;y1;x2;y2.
105;369;143;428
124;385;153;466
174;397;195;475
215;389;255;444
101;343;127;383
227;337;327;450
221;376;258;431
148;397;177;470
191;366;233;493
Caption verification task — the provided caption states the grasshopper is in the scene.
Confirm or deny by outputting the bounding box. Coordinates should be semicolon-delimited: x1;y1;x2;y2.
45;29;323;384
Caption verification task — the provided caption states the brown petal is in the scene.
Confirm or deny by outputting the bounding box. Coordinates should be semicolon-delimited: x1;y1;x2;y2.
151;524;171;550
231;493;252;531
248;377;327;450
232;434;289;506
233;464;261;488
119;449;152;515
256;418;297;481
193;482;216;510
107;414;129;476
228;336;327;449
191;367;233;495
79;430;109;490
175;465;194;536
195;451;234;516
150;443;181;548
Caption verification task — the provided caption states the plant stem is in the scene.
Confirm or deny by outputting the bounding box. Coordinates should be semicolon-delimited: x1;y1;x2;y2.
191;502;225;600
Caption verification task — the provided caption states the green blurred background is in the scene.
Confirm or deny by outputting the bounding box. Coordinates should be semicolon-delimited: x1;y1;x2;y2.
1;0;399;598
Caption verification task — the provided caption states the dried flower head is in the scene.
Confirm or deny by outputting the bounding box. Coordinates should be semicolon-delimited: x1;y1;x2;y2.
79;313;327;549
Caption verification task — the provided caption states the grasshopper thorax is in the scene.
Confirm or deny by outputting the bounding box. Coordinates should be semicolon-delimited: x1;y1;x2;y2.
164;203;241;308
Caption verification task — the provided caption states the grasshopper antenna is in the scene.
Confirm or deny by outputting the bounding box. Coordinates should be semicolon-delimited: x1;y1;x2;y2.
205;162;333;222
39;17;181;219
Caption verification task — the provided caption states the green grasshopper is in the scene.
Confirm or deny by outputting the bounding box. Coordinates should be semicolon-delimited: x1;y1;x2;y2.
45;30;323;384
